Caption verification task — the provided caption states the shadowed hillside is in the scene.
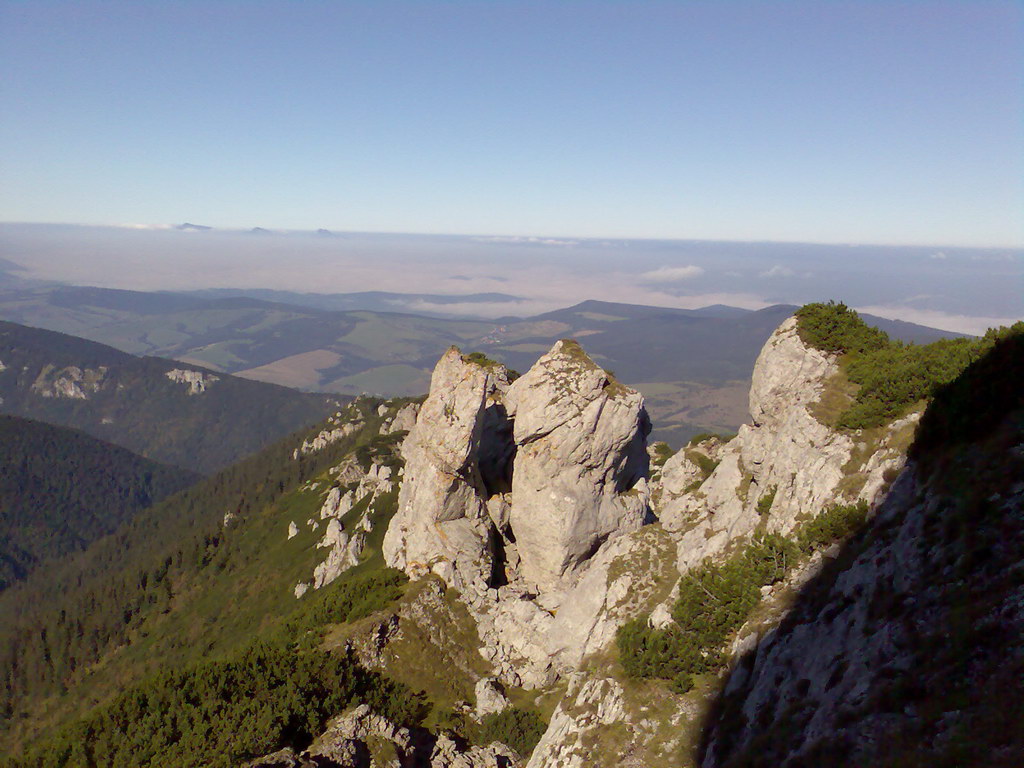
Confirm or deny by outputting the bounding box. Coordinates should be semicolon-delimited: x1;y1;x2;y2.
0;415;199;591
698;329;1024;767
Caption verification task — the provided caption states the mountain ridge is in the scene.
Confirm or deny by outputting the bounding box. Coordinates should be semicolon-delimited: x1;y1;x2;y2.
0;320;340;473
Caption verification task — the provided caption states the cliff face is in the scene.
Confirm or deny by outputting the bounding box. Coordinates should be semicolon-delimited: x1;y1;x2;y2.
384;342;650;596
382;347;506;590
507;316;940;767
380;342;653;690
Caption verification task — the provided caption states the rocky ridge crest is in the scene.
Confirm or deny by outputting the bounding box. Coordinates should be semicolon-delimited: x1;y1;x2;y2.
257;313;938;767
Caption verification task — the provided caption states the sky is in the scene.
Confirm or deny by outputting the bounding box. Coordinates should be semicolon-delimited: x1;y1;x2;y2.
1;0;1022;247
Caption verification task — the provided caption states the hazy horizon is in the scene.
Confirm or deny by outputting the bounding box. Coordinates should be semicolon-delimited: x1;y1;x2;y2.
2;222;1020;336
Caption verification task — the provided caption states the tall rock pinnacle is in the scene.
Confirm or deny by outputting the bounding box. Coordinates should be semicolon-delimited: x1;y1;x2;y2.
383;340;651;595
504;340;651;592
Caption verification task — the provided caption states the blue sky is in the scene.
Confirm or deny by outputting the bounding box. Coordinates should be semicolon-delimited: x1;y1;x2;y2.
1;1;1021;246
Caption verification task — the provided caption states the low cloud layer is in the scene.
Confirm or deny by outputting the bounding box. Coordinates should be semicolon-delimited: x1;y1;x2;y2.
638;265;705;283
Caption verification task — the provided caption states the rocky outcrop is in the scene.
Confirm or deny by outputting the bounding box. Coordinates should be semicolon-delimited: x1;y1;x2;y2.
384;342;650;594
294;458;400;596
382;348;511;590
475;677;510;718
655;436;725;502
659;316;911;572
165;368;218;394
380;342;652;689
524;671;692;768
504;340;651;592
545;525;677;669
295;408;365;458
30;363;106;399
387;401;420;434
312;527;365;589
703;443;1024;766
243;704;520;767
526;677;627;768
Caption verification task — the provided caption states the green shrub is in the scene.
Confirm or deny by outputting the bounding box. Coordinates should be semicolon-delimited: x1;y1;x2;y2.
691;451;720;479
910;324;1024;460
617;510;875;691
837;338;986;429
478;707;547;757
651;442;676;467
285;569;408;638
464;351;520;380
618;535;795;684
796;302;1012;430
795;302;889;355
687;432;733;447
797;501;868;553
756;486;778;515
9;642;426;768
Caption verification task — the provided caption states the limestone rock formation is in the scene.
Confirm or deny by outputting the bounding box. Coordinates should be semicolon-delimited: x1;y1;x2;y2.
525;676;627;768
384;341;650;595
659;316;912;571
30;364;106;399
164;368;218;394
474;677;510;718
379;342;652;688
703;447;1024;766
504;340;651;592
382;347;511;589
243;704;521;767
655;435;725;501
290;456;400;598
387;401;421;434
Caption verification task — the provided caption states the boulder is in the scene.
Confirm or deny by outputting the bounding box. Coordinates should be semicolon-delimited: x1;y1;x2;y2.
474;677;510;718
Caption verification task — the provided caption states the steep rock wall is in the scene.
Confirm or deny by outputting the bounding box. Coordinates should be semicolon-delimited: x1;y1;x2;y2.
382;348;512;589
702;441;1024;766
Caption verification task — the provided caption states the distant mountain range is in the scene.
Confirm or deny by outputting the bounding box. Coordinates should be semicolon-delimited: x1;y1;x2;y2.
0;284;969;445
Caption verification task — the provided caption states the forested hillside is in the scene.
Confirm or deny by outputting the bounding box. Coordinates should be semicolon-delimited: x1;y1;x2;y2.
0;415;198;591
0;398;419;762
0;321;339;473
